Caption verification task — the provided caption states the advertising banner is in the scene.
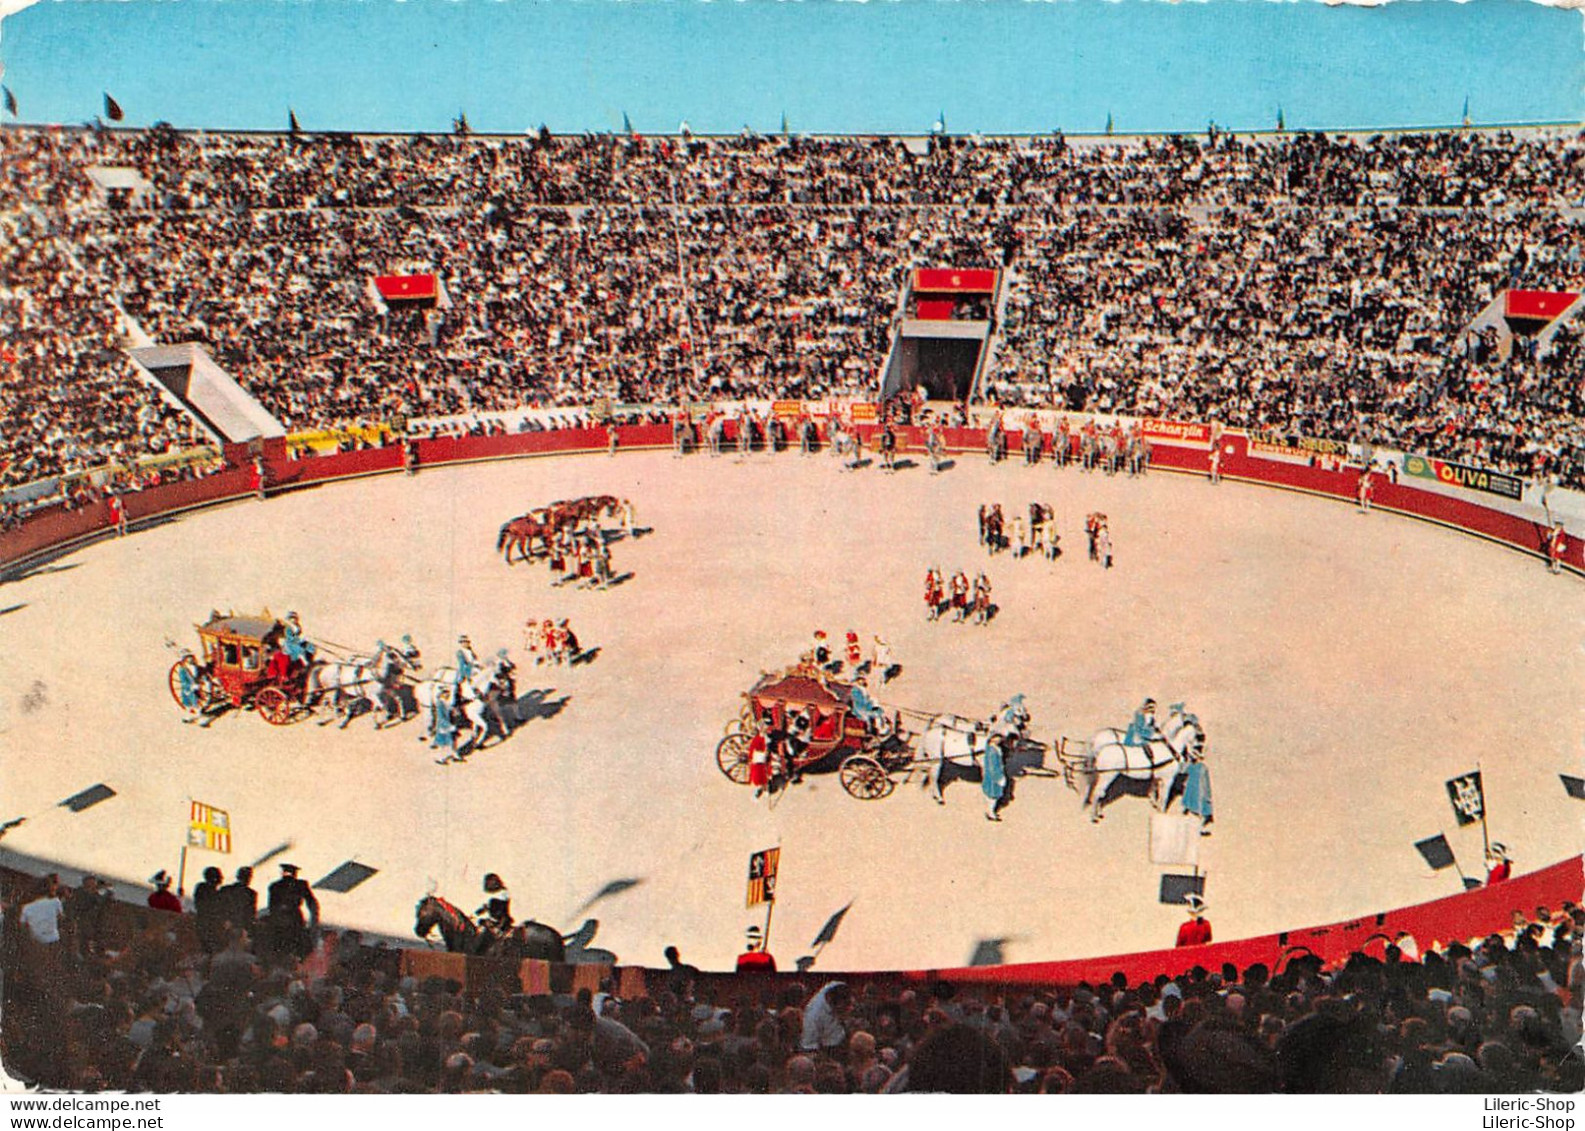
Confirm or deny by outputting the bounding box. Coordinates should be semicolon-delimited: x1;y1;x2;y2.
1404;454;1523;501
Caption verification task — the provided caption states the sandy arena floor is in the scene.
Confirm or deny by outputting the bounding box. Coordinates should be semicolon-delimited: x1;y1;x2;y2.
0;448;1579;972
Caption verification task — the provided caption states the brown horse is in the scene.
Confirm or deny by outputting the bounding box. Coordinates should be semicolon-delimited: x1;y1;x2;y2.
497;514;557;564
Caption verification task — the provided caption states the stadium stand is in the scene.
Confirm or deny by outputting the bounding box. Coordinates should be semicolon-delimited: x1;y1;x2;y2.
1;126;1581;496
3;864;1579;1093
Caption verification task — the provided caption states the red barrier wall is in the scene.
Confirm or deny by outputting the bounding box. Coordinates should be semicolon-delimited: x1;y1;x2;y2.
906;855;1582;988
4;424;1575;572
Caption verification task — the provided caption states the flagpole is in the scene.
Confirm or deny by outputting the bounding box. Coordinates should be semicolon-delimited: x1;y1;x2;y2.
176;842;189;897
1477;760;1491;878
762;896;776;951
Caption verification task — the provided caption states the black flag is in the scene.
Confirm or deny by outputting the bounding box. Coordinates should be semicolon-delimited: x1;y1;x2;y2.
1414;834;1455;871
3;86;16;118
288;108;301;134
622;111;633;136
1561;774;1585;801
104;92;124;122
811;902;852;947
1445;771;1484;827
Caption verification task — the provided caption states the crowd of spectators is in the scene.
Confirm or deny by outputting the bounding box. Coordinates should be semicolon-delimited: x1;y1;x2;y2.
3;866;1580;1094
1;125;1581;493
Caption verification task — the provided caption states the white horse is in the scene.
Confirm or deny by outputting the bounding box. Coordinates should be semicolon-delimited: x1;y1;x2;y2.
918;696;1032;804
412;655;514;759
706;416;729;456
1075;706;1204;822
304;640;420;729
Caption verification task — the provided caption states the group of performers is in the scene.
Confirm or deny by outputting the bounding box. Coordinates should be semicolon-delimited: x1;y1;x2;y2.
523;617;582;666
808;629;894;688
924;567;993;625
547;525;617;589
981;412;1151;476
978;502;1061;561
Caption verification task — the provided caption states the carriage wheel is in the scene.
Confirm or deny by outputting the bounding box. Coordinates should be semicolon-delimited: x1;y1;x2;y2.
715;732;753;784
840;756;895;800
168;661;201;715
255;686;294;726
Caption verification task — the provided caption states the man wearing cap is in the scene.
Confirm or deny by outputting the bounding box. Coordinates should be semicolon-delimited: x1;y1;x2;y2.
1175;895;1212;947
266;863;319;963
736;926;776;973
147;871;182;914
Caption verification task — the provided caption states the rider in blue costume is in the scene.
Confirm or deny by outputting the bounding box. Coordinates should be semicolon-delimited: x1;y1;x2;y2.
1123;698;1161;747
455;635;479;685
281;612;316;666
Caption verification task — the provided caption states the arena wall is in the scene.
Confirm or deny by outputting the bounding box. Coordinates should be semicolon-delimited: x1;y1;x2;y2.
3;421;1577;575
3;416;1579;987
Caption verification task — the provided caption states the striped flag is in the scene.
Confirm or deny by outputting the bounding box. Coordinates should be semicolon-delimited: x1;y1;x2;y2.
745;846;780;907
104;92;124;122
188;801;232;853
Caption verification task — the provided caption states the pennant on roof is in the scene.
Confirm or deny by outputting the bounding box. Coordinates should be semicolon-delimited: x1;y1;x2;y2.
3;86;16;118
288;108;301;134
104;92;124;122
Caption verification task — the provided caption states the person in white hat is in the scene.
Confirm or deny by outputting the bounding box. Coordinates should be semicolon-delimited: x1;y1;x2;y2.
1175;893;1212;947
736;925;776;973
147;870;182;914
1486;844;1512;885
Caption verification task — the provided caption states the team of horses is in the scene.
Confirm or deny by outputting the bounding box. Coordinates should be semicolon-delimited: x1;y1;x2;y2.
902;695;1208;824
497;495;623;565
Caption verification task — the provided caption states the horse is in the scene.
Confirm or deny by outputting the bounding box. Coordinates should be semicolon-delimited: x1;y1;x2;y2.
304;640;420;728
926;429;947;473
413;894;566;960
412;655;513;760
706;415;729;456
1072;705;1205;822
918;696;1033;803
497;513;556;564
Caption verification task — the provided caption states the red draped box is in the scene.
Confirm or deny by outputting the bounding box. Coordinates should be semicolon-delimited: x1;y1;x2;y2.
913;268;996;294
915;300;957;320
1505;290;1577;322
374;274;439;302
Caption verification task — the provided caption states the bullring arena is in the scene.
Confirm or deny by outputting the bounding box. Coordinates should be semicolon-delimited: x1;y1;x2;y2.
2;429;1579;974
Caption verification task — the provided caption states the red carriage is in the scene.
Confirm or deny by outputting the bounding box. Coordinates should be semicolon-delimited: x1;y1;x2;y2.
168;611;309;725
715;662;911;799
